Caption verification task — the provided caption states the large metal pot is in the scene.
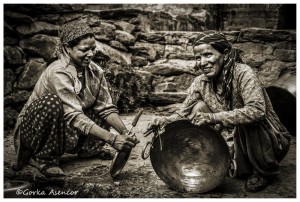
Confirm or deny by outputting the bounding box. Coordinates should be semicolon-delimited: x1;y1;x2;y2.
266;70;296;136
147;120;230;193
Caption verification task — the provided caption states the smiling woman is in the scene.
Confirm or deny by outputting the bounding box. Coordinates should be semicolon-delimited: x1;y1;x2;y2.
147;31;291;193
13;19;139;178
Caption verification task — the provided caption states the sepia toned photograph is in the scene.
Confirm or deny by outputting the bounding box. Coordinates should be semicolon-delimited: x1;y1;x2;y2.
2;3;296;198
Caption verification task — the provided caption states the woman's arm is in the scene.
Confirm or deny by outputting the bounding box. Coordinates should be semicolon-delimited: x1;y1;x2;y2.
89;123;136;151
105;112;128;135
213;65;266;126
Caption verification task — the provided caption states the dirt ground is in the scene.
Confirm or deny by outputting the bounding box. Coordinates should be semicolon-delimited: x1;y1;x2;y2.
3;109;297;198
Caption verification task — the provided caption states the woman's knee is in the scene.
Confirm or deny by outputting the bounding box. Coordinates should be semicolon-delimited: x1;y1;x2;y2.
39;94;63;118
192;101;211;114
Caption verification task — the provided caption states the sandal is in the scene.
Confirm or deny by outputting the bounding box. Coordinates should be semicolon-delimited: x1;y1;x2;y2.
245;174;269;192
29;158;65;177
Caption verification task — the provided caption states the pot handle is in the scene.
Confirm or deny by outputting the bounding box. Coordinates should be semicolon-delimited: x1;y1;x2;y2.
141;141;152;160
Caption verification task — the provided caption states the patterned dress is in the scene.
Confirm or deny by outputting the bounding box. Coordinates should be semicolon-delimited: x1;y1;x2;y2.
174;63;290;177
14;54;118;167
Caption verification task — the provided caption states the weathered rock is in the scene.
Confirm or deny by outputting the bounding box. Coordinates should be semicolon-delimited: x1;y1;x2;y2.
4;21;16;33
148;11;176;31
222;31;240;43
258;60;289;86
19;34;60;62
153;73;195;93
16;21;59;37
149;92;187;105
4;36;19;45
239;28;296;42
109;40;128;52
17;58;47;89
168;73;196;91
135;15;152;33
273;49;296;62
155;82;177;92
4;4;85;15
242;57;266;68
4;107;19;130
156;31;197;45
60;13;83;24
35;14;61;24
234;42;274;56
131;56;148;67
93;22;116;42
114;20;135;34
129;17;141;25
233;42;274;66
129;42;165;62
137;32;166;43
4;68;16;96
115;30;136;46
14;66;25;75
95;8;150;20
143;59;196;76
275;41;296;50
167;53;195;60
4;90;31;106
4;10;34;23
164;44;194;60
4;46;26;65
85;14;101;27
96;41;131;65
175;14;205;31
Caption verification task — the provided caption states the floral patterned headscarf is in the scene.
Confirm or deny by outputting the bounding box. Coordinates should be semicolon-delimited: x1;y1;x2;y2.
193;31;243;110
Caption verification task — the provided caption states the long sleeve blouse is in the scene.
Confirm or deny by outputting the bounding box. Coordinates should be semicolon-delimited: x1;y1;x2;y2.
174;63;289;142
14;54;118;137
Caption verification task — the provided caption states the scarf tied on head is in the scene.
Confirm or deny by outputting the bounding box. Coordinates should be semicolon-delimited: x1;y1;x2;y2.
58;19;95;62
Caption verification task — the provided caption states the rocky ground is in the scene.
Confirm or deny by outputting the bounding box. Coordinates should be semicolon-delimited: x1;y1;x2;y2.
3;109;296;198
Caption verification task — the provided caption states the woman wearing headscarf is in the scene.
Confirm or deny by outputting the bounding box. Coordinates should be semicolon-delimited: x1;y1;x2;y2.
13;20;139;177
147;31;291;192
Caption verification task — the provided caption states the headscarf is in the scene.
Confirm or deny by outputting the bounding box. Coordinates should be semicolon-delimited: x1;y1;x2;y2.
58;20;95;94
193;31;243;110
59;19;94;44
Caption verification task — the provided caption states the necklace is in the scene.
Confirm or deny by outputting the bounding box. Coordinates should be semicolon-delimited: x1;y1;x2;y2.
77;71;83;78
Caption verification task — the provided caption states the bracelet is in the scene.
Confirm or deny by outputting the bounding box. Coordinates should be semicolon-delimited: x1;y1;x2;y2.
212;113;217;123
209;113;216;124
121;129;129;135
111;134;117;147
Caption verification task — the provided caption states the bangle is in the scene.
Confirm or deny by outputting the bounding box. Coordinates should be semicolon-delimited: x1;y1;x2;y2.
121;129;129;135
209;113;216;124
212;113;218;123
111;134;117;147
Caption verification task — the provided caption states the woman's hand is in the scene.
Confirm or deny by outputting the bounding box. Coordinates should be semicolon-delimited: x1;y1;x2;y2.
111;134;139;151
145;117;169;134
189;112;212;126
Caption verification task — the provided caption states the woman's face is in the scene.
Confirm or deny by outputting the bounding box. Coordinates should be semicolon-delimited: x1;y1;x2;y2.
67;36;96;68
194;44;225;79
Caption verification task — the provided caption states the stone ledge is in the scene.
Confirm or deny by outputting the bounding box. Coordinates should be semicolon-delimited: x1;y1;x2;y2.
149;92;187;105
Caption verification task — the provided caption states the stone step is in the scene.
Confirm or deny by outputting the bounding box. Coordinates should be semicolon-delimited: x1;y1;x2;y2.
149;92;187;105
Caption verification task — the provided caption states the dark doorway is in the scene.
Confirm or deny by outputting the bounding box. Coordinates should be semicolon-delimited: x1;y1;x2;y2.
277;4;296;29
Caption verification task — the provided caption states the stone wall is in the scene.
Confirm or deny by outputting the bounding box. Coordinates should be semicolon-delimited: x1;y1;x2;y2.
85;4;296;31
3;4;296;133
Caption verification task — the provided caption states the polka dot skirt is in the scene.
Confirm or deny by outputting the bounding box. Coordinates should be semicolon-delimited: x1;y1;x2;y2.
19;94;107;165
